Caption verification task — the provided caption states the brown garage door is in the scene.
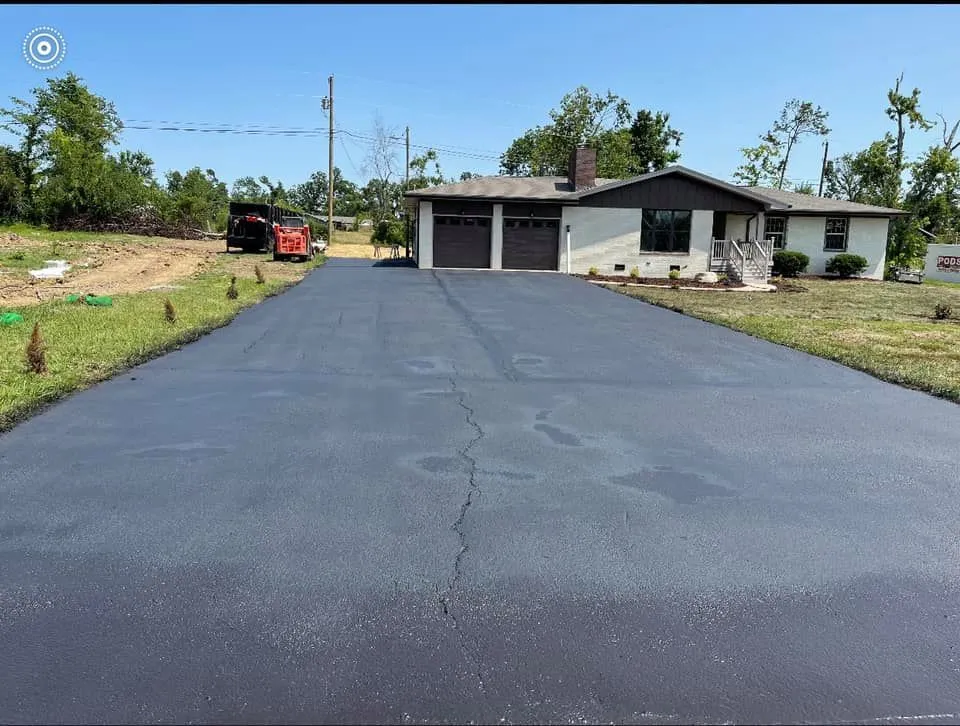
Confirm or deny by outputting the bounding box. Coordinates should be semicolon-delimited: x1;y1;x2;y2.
503;219;560;270
433;216;491;268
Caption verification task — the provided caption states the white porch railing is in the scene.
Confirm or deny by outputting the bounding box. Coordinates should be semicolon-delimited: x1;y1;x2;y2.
711;238;774;282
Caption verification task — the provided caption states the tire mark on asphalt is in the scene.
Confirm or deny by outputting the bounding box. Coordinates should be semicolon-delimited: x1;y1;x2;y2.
431;271;522;383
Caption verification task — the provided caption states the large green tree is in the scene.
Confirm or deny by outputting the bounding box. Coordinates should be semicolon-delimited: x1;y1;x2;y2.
164;167;229;229
0;72;124;219
499;86;681;179
288;167;364;217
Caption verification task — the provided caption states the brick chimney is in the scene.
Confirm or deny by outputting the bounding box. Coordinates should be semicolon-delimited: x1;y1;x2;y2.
568;146;597;190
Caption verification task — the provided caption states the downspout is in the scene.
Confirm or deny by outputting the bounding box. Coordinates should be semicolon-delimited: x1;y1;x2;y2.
745;213;757;242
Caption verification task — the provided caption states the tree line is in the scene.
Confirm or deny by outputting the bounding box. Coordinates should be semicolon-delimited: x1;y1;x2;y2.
0;73;475;236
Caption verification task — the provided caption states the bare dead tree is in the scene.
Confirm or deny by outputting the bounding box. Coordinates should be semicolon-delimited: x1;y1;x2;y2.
937;113;960;154
363;113;402;223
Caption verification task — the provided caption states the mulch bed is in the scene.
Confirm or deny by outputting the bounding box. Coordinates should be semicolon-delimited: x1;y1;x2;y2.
577;273;745;289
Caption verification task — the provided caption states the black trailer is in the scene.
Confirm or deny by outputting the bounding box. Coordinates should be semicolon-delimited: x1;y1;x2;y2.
226;202;307;254
226;202;274;253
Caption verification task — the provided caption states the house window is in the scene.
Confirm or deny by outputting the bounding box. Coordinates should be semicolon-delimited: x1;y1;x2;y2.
824;217;848;251
765;216;787;249
640;209;691;253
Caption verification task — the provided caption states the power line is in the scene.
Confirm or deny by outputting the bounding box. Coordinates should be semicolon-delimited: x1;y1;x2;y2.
339;135;361;178
123;124;329;137
337;129;500;161
121;121;501;160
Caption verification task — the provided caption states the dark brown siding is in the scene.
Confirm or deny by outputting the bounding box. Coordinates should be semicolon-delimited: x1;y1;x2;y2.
502;203;563;218
581;175;766;212
431;199;493;216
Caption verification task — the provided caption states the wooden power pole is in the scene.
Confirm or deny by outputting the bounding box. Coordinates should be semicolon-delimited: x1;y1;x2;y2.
818;140;829;197
322;74;334;247
405;125;411;258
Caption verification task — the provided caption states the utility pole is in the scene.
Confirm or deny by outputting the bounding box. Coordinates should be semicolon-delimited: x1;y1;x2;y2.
818;139;829;197
321;75;334;248
405;125;411;258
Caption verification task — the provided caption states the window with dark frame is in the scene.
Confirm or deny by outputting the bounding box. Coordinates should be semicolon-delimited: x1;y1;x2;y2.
824;217;848;251
764;216;787;249
640;209;692;253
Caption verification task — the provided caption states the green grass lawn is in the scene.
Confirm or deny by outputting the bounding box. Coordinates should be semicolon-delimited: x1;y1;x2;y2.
1;231;324;432
605;276;960;402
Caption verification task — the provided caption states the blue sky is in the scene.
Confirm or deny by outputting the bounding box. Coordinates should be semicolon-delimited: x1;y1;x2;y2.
2;4;959;192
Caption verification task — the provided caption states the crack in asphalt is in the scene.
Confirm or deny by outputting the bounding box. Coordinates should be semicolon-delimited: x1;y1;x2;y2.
242;327;271;355
435;372;487;696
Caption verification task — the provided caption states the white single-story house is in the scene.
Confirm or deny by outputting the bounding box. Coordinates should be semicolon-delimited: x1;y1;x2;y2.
403;147;908;282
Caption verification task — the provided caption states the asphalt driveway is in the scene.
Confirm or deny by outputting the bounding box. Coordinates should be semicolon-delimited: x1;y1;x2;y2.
2;257;960;724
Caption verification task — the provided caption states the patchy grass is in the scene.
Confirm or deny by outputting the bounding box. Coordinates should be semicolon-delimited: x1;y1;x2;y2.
0;234;325;432
923;278;960;288
608;277;960;402
331;229;373;245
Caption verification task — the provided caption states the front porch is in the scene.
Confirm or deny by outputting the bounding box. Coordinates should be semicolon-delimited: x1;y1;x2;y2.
710;238;775;284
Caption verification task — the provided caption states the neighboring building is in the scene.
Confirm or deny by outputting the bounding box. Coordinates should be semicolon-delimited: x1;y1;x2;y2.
923;243;960;283
403;148;907;282
316;215;358;231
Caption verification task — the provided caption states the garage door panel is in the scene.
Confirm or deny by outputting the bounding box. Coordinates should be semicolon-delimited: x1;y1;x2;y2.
503;219;559;270
434;216;491;268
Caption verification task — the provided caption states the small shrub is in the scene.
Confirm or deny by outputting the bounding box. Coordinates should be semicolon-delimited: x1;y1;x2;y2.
825;253;869;278
588;266;599;277
226;276;239;300
716;272;728;283
935;302;953;320
10;251;25;261
772;250;810;278
668;269;681;280
629;266;640;279
254;264;266;284
26;322;47;375
164;298;177;323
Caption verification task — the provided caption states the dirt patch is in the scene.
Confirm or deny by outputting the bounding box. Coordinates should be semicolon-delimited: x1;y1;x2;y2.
577;273;744;289
326;242;406;261
0;232;27;249
1;237;226;307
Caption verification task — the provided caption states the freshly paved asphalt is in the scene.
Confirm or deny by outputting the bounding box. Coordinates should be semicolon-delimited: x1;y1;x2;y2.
2;257;960;725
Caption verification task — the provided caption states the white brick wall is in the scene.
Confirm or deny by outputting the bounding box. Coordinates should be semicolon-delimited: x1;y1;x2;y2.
560;207;713;278
776;216;888;280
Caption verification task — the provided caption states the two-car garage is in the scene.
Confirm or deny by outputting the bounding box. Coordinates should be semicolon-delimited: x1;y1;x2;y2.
428;200;561;271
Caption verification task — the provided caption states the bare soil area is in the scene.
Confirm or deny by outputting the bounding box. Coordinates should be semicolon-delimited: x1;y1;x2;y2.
0;232;308;308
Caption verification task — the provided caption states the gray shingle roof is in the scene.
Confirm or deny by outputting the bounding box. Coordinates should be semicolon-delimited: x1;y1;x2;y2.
404;176;618;201
404;167;907;217
745;186;907;216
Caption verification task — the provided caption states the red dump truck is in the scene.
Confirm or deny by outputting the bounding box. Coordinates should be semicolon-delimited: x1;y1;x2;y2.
272;215;314;262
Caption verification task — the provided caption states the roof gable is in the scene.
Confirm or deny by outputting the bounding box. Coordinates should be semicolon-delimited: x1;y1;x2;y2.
575;166;783;212
575;166;785;209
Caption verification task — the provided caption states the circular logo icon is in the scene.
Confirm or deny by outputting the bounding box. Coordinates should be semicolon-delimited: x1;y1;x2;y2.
23;27;67;70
